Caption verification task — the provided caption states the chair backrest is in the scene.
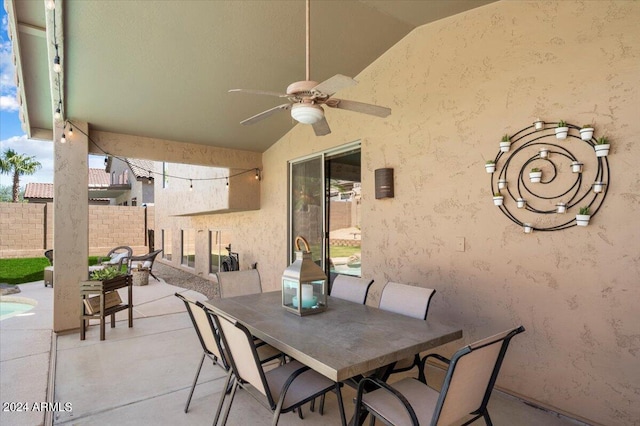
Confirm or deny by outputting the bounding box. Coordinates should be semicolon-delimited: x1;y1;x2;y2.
433;326;525;426
106;246;133;265
174;293;225;363
212;310;272;403
130;249;162;269
330;275;374;304
379;281;436;320
216;269;262;298
44;249;54;265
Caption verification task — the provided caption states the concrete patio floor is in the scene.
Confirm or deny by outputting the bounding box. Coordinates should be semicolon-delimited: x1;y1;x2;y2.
1;278;587;426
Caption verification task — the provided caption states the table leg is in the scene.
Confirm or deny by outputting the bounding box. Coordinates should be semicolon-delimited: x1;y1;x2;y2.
80;296;86;340
100;294;106;341
128;282;133;328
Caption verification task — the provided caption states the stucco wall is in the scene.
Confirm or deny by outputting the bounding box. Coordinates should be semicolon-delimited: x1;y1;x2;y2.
253;2;638;425
149;1;639;424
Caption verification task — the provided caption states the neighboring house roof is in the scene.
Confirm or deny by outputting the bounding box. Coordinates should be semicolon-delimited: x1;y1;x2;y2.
89;168;110;188
125;159;154;180
24;183;53;200
24;169;111;202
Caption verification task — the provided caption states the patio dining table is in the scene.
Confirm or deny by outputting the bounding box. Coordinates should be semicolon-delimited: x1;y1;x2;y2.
203;290;462;383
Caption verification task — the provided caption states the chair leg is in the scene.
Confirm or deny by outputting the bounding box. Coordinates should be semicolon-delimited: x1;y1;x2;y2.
213;370;234;426
334;383;347;426
483;411;493;426
310;398;315;412
218;379;239;426
185;352;206;413
319;393;326;415
297;407;304;419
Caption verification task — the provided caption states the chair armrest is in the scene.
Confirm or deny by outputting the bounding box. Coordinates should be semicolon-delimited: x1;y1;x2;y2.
418;353;451;385
354;377;419;426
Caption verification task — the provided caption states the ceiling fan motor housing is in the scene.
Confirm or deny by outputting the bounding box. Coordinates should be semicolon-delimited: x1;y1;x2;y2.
286;80;320;96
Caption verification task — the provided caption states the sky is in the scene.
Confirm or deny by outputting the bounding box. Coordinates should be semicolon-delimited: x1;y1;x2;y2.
0;7;103;189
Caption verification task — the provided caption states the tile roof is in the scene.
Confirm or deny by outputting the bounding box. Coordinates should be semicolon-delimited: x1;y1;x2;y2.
24;183;53;199
88;168;110;188
125;158;154;180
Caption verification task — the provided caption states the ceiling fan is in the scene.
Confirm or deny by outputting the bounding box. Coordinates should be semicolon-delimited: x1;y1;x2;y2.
229;0;391;136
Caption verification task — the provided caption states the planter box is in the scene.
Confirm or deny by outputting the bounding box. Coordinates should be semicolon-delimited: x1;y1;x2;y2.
83;291;122;314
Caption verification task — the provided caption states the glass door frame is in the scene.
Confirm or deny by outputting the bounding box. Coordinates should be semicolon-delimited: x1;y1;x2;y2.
287;141;361;273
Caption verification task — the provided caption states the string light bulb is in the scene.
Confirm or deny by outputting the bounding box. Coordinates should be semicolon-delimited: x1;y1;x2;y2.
148;171;152;184
226;177;229;188
69;126;73;136
255;169;260;180
53;54;61;73
54;105;61;121
45;0;55;10
189;179;193;191
60;133;66;143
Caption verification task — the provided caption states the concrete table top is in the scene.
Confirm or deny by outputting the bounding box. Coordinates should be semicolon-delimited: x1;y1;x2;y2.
204;291;462;382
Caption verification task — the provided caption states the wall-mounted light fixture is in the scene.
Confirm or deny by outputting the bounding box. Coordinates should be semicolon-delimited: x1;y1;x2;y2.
375;168;394;199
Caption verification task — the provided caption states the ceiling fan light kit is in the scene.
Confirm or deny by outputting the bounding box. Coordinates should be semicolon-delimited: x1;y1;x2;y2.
229;0;391;136
291;103;324;125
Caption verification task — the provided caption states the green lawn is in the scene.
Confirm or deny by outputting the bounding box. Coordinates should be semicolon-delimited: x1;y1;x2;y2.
0;256;102;285
0;257;50;284
329;245;361;258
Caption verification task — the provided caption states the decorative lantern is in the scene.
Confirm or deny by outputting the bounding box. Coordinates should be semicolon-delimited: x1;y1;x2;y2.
282;236;327;316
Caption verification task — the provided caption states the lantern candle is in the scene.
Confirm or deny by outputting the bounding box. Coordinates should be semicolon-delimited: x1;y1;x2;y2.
301;284;313;304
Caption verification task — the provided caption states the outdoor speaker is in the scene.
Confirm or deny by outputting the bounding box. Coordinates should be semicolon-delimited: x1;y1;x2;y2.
375;168;394;199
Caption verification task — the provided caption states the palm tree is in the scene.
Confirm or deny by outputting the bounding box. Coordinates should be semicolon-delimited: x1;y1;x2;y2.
0;149;42;202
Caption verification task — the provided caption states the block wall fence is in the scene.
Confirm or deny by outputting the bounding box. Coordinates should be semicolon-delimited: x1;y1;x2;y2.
0;203;153;258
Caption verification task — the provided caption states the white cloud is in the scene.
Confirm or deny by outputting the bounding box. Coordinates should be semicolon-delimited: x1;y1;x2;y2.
0;39;15;96
0;94;19;111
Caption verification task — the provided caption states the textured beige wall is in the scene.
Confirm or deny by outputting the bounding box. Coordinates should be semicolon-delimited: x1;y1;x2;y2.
0;203;149;258
253;2;639;425
150;1;639;424
0;203;46;258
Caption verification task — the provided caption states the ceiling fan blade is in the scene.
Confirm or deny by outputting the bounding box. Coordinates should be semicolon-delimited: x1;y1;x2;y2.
229;88;289;98
240;104;291;125
312;74;357;97
328;99;391;118
312;116;331;136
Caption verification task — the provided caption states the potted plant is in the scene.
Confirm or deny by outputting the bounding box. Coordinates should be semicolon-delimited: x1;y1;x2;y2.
539;147;549;158
498;178;507;190
485;160;496;173
594;136;610;157
555;120;569;140
571;161;583;173
529;167;542;183
516;198;526;209
580;124;594;141
493;192;504;206
533;118;545;131
593;181;606;193
556;202;567;214
576;206;591;226
499;134;511;152
86;266;127;283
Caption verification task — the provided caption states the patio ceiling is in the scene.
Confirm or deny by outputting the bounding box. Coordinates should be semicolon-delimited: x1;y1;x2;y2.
8;0;495;153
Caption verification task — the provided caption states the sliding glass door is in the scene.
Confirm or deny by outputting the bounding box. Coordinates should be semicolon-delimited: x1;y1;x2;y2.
289;143;361;277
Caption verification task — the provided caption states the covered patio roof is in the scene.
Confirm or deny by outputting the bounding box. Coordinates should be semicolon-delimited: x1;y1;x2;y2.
6;0;495;152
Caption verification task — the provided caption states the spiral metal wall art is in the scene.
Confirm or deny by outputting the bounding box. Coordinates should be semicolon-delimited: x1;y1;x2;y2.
487;120;610;232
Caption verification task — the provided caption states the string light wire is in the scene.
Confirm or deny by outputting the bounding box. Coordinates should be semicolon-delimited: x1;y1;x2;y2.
67;120;261;184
